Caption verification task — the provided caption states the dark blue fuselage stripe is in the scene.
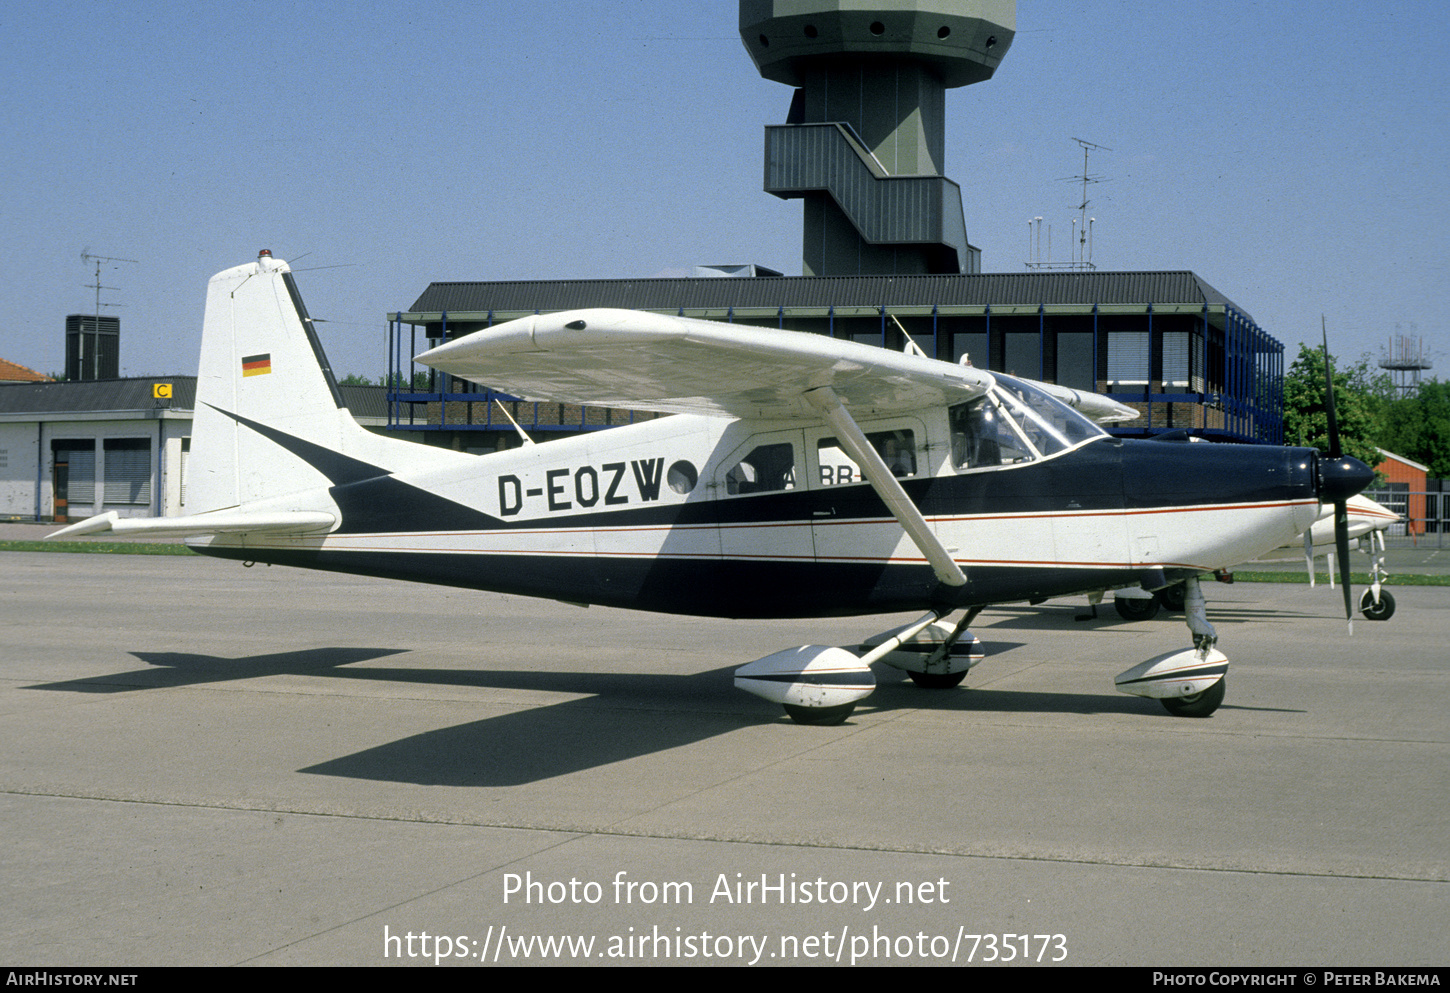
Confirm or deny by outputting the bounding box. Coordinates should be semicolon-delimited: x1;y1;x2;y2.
1117;662;1230;686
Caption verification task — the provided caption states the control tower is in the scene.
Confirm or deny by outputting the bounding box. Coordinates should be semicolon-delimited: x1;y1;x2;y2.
739;1;1014;276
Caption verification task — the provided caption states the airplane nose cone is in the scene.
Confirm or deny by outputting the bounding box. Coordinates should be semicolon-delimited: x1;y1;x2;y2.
1318;454;1374;503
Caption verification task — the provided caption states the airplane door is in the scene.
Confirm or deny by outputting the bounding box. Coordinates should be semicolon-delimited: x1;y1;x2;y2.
713;428;812;572
809;418;929;573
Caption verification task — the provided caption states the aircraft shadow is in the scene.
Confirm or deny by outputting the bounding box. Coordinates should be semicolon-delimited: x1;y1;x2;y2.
25;644;1232;786
980;603;1323;631
26;647;413;693
299;674;757;788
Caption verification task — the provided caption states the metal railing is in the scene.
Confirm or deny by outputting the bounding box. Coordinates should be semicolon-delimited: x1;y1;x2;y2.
1362;488;1447;549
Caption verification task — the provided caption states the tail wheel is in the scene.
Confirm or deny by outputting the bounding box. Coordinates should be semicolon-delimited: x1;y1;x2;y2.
1359;589;1395;621
1160;678;1226;718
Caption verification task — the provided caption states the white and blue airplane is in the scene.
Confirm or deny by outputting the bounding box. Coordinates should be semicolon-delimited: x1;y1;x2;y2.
51;253;1375;723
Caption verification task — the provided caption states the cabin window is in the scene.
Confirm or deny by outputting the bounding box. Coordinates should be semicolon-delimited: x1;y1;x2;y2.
725;443;795;495
993;376;1102;455
817;429;916;487
817;430;917;486
949;398;1034;469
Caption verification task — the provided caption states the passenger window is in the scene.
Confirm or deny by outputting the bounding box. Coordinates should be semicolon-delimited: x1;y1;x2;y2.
949;399;1034;470
725;443;796;495
817;430;917;486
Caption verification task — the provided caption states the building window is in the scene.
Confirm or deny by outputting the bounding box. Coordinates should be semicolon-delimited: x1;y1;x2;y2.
180;437;190;508
103;438;151;504
1003;333;1040;378
53;440;96;505
1107;330;1149;385
1163;331;1192;388
951;331;987;367
1055;332;1095;392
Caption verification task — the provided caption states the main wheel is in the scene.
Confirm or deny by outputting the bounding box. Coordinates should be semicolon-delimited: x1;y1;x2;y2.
783;702;856;725
1156;583;1187;613
1359;588;1396;621
1114;595;1160;621
907;670;968;689
1160;678;1226;718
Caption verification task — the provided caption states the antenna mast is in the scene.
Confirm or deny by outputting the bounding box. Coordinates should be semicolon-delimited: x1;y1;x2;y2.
1026;138;1111;270
1378;329;1433;397
80;251;139;328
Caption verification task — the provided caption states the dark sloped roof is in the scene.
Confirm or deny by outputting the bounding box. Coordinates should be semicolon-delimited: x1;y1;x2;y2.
337;384;388;420
407;270;1248;318
0;375;387;421
0;376;197;414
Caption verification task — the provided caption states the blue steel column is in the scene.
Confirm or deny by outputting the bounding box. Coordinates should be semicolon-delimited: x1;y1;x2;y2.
1037;304;1045;380
1147;303;1155;432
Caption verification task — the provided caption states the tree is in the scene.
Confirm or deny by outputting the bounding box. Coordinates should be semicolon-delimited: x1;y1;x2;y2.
337;371;432;389
1281;344;1381;469
1379;380;1450;478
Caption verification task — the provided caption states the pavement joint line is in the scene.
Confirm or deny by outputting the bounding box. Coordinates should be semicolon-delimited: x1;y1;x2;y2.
4;787;1444;884
236;830;596;966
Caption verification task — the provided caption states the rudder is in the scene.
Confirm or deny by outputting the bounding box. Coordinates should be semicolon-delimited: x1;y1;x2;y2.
188;252;468;514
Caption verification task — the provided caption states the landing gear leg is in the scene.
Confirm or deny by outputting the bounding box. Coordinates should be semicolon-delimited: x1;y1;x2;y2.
906;607;983;689
1183;574;1218;654
1158;574;1226;717
1359;531;1396;621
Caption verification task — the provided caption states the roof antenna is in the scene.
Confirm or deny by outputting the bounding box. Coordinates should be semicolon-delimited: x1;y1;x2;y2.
493;399;537;447
889;313;928;358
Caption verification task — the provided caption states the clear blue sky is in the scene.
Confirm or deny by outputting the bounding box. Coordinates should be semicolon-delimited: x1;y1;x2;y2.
2;1;1445;383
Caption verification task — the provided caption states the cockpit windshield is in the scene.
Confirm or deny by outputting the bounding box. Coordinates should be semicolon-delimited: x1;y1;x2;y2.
949;375;1105;471
992;374;1105;454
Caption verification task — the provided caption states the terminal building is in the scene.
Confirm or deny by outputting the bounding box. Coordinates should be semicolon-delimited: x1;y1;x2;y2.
389;269;1282;450
386;1;1281;452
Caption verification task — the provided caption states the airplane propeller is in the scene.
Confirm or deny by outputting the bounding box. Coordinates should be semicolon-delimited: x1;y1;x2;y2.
1317;320;1375;632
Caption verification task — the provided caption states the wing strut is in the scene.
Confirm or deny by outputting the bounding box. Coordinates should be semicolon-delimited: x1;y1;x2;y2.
804;386;966;587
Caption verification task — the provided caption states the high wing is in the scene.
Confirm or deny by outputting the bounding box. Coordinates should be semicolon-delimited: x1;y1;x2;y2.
416;309;996;419
1035;382;1139;426
422;307;992;587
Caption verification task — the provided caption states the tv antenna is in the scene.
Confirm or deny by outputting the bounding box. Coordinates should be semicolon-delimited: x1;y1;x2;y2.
1027;139;1111;270
80;251;139;327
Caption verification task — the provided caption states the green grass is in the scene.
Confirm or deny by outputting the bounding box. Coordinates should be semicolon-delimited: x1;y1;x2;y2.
1230;570;1448;587
0;540;194;556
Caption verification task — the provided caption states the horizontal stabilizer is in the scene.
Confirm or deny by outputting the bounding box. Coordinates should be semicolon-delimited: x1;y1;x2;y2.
48;509;336;540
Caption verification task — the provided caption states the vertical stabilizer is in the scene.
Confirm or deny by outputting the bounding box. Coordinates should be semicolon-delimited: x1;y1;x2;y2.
188;252;469;514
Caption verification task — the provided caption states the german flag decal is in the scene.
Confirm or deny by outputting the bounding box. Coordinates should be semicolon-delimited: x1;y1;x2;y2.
242;353;272;377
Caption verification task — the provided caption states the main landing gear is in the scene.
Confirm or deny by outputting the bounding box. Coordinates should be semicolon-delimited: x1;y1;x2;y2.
1113;575;1228;718
733;607;985;725
738;580;1232;724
